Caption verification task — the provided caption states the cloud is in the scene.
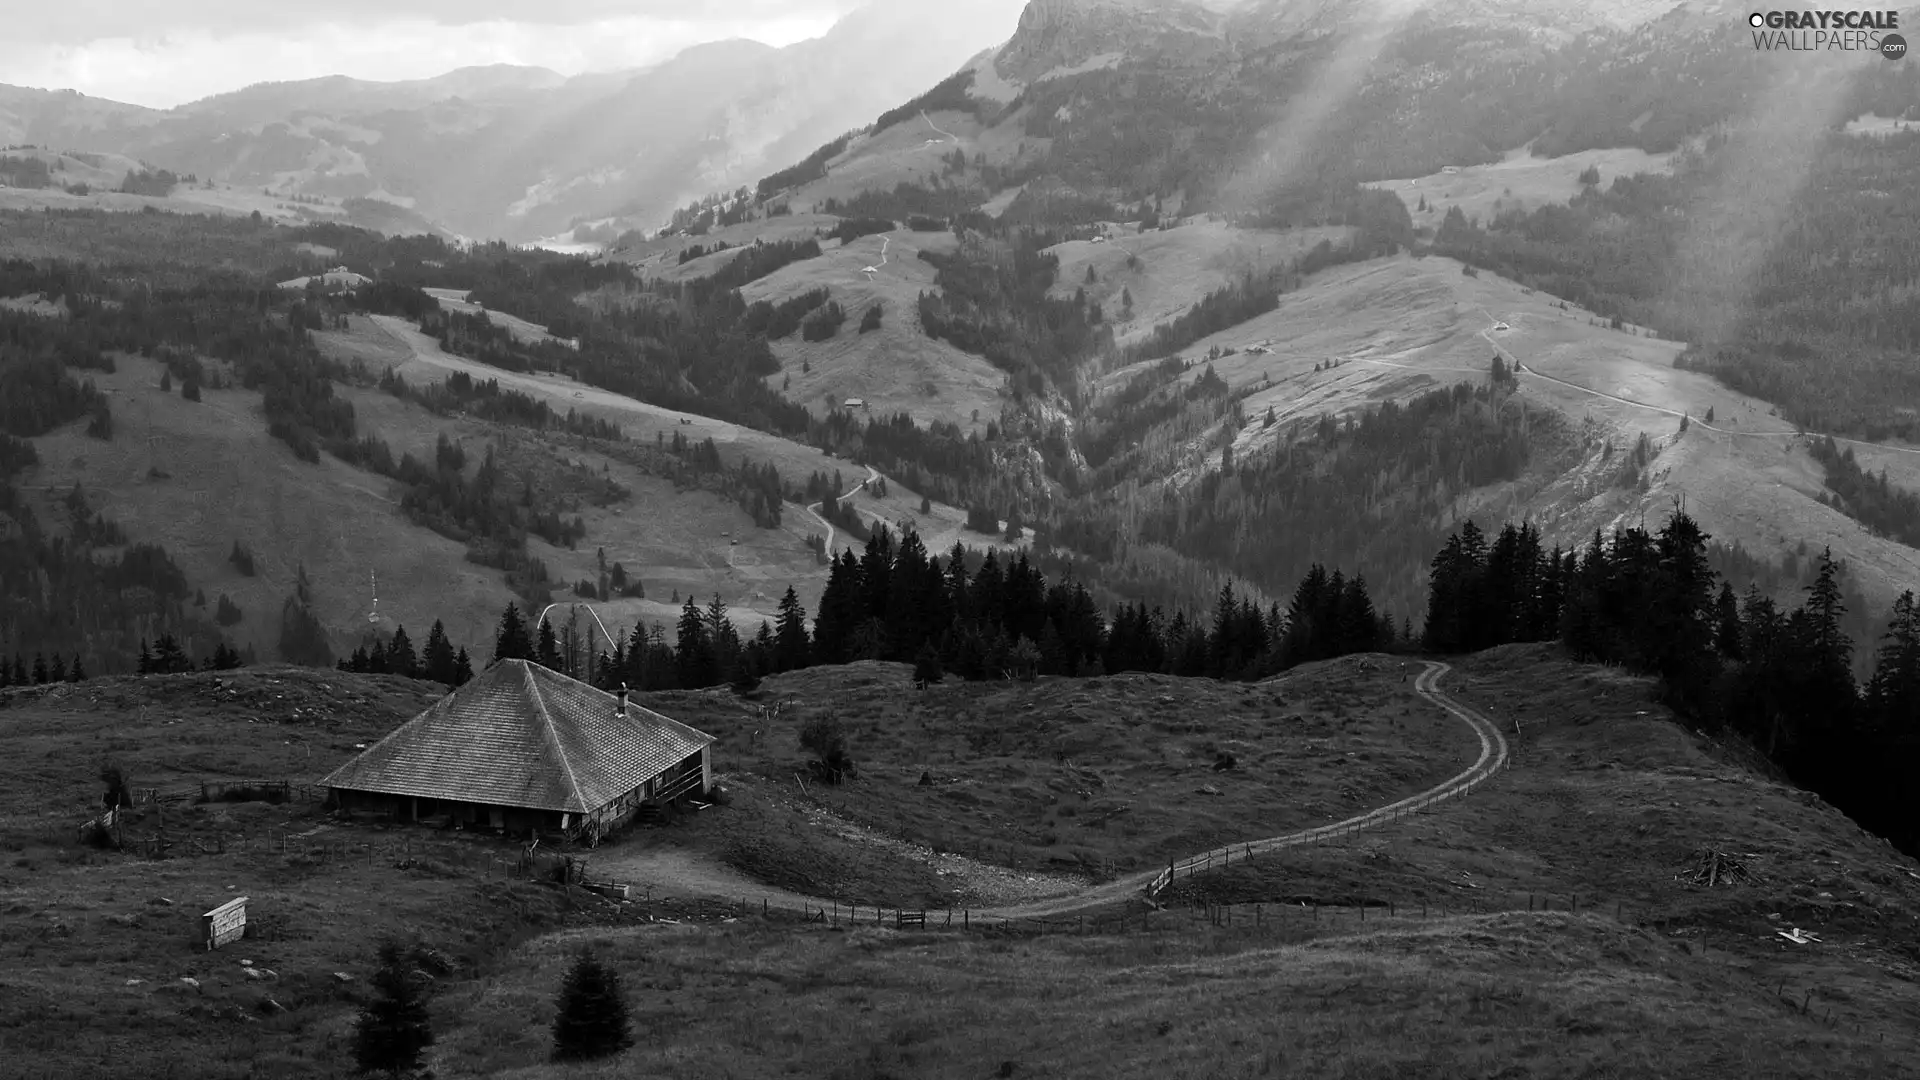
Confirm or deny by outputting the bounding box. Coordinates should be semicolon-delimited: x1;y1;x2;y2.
0;10;850;108
11;0;850;45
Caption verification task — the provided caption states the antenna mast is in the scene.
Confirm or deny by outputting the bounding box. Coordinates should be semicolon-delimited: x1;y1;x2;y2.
367;570;379;624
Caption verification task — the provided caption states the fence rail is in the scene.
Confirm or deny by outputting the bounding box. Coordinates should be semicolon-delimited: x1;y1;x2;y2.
1146;754;1511;899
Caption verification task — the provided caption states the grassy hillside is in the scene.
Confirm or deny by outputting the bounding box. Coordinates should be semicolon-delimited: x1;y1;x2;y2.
20;350;512;663
1079;252;1920;617
8;652;1912;1077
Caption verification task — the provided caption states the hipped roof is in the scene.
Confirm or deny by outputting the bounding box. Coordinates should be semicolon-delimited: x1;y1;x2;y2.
320;659;714;814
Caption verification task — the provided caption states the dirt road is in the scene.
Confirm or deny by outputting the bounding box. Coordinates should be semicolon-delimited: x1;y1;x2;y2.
604;660;1508;918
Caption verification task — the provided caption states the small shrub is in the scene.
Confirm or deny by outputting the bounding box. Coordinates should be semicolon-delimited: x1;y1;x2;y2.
551;948;634;1062
354;940;434;1074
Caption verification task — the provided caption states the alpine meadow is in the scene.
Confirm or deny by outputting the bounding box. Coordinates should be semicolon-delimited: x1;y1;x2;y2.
3;1;1919;1077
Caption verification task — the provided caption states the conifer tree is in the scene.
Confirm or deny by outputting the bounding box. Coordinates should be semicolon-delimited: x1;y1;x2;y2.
354;940;434;1075
774;586;810;672
536;618;562;671
913;640;944;685
551;948;634;1062
1865;590;1920;731
493;603;533;662
423;621;456;685
453;648;474;685
675;596;713;687
387;625;418;679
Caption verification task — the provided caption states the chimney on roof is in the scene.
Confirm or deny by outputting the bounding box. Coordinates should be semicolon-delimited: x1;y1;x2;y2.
615;682;630;719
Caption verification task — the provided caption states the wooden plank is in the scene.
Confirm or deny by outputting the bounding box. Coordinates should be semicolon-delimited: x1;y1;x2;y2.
202;896;249;950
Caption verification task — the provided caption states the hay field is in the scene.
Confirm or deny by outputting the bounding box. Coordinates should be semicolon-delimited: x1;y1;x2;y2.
1364;144;1677;228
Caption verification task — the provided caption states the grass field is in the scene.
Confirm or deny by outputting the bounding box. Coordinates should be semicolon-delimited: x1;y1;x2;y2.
735;229;1007;433
614;654;1472;908
1363;143;1677;230
3;647;1917;1078
1048;220;1357;351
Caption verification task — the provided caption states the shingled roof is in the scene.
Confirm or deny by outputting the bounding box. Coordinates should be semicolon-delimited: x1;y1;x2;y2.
320;659;714;815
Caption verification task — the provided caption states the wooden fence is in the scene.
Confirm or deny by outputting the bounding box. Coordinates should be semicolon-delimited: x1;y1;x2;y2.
1145;748;1512;900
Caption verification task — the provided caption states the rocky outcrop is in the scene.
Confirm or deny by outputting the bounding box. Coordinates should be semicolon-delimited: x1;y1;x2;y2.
994;0;1228;84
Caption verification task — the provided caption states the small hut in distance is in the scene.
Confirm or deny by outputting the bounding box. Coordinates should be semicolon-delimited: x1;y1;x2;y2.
321;659;714;844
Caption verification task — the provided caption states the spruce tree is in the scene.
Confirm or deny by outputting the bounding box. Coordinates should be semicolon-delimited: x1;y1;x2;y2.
1713;581;1743;659
913;640;945;686
387;625;418;679
551;948;634;1062
423;620;456;685
353;940;434;1075
493;603;533;662
68;655;86;682
536;618;561;671
675;596;713;687
453;648;474;685
774;586;811;672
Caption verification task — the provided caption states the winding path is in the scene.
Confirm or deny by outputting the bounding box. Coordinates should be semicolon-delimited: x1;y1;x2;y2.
973;660;1509;918
798;465;882;558
922;110;958;144
1476;320;1920;458
620;660;1509;920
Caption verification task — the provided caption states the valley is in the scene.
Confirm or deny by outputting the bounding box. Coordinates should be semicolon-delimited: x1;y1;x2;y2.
4;0;1920;1075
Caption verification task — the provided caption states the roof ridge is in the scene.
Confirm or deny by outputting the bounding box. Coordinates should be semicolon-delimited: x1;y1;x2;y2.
523;661;589;813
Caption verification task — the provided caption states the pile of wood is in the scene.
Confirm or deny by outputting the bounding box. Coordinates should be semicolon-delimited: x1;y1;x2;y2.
1676;847;1755;887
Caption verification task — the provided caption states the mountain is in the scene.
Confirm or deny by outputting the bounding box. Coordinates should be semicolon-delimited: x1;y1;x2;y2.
0;1;1029;242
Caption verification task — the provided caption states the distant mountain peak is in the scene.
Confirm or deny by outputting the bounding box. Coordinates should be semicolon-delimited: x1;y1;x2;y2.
996;0;1227;83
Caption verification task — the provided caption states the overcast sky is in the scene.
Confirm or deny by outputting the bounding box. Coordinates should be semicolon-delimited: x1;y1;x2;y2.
1;1;865;108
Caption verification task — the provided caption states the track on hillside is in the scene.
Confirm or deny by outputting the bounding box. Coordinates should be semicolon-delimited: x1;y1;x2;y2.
1478;321;1920;458
971;660;1509;918
800;465;882;557
615;660;1509;919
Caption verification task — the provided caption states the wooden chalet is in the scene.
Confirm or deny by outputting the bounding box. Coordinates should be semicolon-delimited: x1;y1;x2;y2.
320;659;714;843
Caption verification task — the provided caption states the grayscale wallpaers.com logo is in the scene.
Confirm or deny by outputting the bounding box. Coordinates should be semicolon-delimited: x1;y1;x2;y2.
1748;10;1906;57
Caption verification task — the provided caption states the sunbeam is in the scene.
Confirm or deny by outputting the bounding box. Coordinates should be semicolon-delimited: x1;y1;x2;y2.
1665;48;1866;346
1214;0;1434;216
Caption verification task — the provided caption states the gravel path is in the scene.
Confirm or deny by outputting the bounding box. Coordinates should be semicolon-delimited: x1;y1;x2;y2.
589;660;1509;919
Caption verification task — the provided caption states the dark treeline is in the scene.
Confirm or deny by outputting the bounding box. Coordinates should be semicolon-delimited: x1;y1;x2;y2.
824;218;894;246
1054;380;1540;625
820;181;988;224
638;427;786;529
379;368;623;441
757;134;852;198
1117;235;1396;366
119;168;186;197
678;241;729;265
1424;514;1920;857
0;476;221;677
682;239;823;301
743;286;830;340
0;155;53;189
484;523;1395;696
337;620;475;688
1807;436;1920;550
